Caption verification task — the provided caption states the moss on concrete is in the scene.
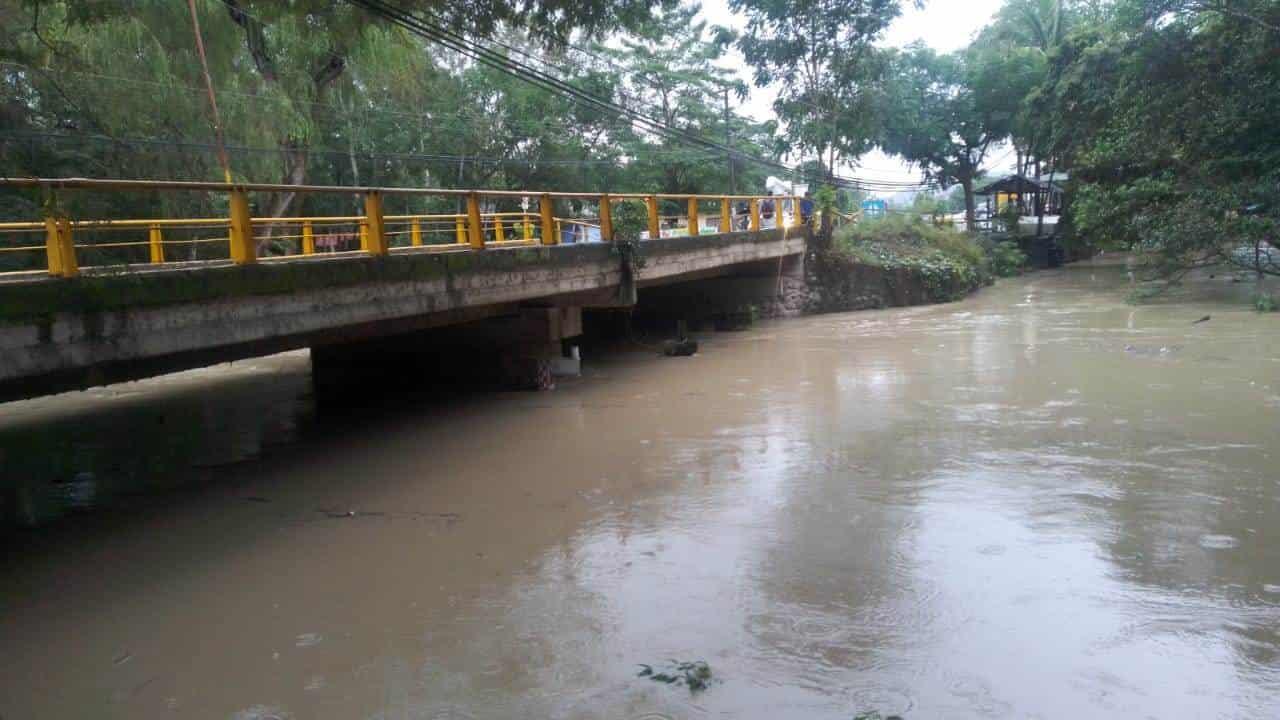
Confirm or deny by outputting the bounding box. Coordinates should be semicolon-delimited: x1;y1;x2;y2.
0;229;801;326
0;245;607;325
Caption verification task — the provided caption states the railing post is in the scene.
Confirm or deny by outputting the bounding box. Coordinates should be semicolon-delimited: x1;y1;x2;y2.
148;223;165;264
44;217;78;278
303;220;316;254
539;193;556;245
410;218;422;247
228;189;256;265
720;197;731;233
749;198;761;232
455;215;466;244
364;191;389;255
646;195;660;240
523;214;533;240
687;196;699;236
599;194;613;242
466;192;484;249
494;214;505;242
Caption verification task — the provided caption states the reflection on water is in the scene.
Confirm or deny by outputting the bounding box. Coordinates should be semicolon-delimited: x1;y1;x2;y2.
2;260;1279;719
0;354;315;528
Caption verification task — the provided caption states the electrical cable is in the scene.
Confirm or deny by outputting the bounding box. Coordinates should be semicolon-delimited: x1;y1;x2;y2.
345;0;939;192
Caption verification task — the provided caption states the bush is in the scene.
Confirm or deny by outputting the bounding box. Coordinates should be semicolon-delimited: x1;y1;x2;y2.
836;213;980;262
834;214;990;301
612;200;649;240
988;240;1027;277
996;202;1021;234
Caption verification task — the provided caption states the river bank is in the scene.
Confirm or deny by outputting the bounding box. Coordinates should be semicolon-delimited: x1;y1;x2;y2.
764;228;994;319
779;247;989;316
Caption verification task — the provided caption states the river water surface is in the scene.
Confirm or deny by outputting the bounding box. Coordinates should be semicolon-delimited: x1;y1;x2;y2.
2;260;1279;719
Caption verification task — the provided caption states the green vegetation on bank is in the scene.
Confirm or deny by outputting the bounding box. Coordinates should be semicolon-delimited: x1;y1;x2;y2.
873;0;1279;293
832;214;1026;303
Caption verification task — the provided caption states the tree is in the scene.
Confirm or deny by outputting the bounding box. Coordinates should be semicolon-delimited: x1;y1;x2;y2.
1036;0;1280;280
729;0;908;182
971;0;1108;234
5;0;668;219
879;46;1013;231
0;0;792;269
598;3;755;195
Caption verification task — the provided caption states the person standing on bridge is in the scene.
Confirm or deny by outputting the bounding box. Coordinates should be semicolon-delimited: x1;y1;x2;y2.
761;191;775;227
800;192;815;226
734;199;750;231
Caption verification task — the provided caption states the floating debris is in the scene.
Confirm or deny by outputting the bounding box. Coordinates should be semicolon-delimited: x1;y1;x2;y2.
232;704;292;720
1192;315;1211;324
1198;534;1240;550
662;338;698;357
637;660;713;692
295;632;323;648
315;508;452;522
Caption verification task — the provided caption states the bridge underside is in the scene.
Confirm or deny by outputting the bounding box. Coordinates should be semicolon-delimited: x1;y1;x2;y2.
0;228;807;402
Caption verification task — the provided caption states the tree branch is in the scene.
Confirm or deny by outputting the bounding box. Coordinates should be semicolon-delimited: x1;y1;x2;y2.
223;0;278;81
1190;1;1280;34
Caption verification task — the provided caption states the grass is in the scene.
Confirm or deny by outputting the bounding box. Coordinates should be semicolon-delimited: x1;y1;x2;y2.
833;214;999;301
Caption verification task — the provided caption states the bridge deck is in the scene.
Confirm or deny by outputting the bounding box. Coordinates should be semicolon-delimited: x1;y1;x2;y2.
0;228;807;402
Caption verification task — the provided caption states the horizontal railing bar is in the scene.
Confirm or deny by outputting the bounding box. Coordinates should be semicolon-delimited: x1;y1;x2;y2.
2;213;550;231
0;177;790;203
0;176;808;278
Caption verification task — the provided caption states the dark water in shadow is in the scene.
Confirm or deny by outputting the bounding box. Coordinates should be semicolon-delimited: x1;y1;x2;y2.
1;259;1279;719
0;354;316;529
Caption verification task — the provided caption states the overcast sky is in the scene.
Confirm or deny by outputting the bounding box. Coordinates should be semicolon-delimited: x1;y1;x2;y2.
699;0;1012;192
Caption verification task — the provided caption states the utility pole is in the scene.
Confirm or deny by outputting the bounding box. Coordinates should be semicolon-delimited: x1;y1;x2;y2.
186;0;233;183
723;87;735;194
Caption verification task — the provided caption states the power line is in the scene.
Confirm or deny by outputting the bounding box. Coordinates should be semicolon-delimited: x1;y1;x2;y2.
2;57;797;166
0;131;730;167
344;0;938;192
2;5;936;191
0;60;635;138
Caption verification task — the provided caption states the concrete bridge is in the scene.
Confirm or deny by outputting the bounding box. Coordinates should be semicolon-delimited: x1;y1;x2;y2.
0;178;809;401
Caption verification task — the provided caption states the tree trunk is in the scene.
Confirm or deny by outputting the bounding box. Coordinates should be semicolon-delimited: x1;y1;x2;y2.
226;6;347;247
961;173;977;233
1037;167;1055;238
259;142;307;252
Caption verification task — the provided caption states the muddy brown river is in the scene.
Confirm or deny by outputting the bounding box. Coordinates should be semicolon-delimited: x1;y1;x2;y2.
2;259;1279;718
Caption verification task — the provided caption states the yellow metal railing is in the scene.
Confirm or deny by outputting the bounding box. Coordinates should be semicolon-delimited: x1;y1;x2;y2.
0;178;806;278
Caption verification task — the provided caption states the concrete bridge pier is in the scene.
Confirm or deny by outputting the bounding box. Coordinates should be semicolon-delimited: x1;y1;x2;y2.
310;306;584;399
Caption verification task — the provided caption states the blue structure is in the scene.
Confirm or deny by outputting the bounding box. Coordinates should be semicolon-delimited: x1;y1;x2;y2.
861;199;887;218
